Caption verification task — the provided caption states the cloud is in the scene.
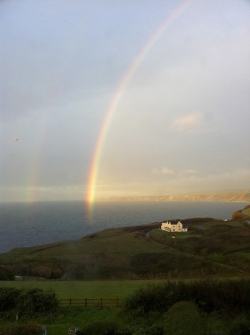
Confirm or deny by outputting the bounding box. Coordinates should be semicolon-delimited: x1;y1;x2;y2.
162;168;174;175
153;168;198;176
152;167;174;175
183;169;198;174
164;168;250;193
92;168;250;199
152;168;160;174
171;112;202;131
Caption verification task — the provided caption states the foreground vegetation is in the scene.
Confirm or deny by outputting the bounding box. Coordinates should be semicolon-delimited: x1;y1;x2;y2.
1;278;250;334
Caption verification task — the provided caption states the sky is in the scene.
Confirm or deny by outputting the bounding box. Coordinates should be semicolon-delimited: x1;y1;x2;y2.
0;0;250;203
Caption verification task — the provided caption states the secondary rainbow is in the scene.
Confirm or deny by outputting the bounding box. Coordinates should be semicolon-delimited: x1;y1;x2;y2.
87;0;194;207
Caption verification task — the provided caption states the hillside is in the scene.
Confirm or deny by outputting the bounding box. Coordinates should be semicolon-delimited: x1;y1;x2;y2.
0;206;250;280
232;204;250;220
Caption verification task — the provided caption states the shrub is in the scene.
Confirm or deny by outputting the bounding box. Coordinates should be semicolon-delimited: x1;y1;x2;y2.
135;324;164;335
0;322;44;335
124;278;250;317
164;301;203;335
229;317;250;335
16;288;59;316
12;321;44;335
125;281;177;316
0;329;13;335
115;325;136;335
79;320;118;335
0;287;20;311
0;267;14;281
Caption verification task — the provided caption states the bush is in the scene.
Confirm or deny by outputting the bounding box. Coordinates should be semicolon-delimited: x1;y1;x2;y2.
164;301;203;335
0;329;13;335
0;322;44;335
135;324;164;335
229;317;250;335
79;320;118;335
16;288;59;316
0;287;20;311
124;278;250;317
114;326;136;335
0;287;59;317
125;281;177;316
0;267;14;281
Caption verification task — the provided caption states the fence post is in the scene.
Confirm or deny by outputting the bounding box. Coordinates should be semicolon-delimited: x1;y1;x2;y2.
70;298;71;306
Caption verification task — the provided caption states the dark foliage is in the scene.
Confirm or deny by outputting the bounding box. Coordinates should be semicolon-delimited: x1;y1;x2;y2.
17;288;59;316
78;320;118;335
164;301;203;335
125;278;250;317
129;252;208;278
0;267;14;281
12;260;64;279
0;287;59;317
0;322;44;335
229;317;250;335
0;287;20;312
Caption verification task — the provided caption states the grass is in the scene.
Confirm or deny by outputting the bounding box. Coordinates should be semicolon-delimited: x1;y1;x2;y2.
0;279;149;334
0;280;167;299
0;280;132;335
1;278;250;335
243;208;250;216
236;251;250;259
0;279;170;335
0;224;164;263
0;307;118;335
45;308;119;335
1;218;250;280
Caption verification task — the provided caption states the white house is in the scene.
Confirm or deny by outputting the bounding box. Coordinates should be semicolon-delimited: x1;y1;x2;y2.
161;221;188;233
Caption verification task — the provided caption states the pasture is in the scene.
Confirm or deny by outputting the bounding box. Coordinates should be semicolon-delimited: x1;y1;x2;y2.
0;279;166;299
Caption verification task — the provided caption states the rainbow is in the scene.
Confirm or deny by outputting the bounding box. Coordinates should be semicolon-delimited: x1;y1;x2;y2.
86;0;194;209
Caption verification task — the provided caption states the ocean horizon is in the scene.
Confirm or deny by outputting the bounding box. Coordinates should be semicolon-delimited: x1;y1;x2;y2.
0;200;247;254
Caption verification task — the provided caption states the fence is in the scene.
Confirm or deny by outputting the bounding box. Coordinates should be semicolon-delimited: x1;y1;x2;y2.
59;298;123;308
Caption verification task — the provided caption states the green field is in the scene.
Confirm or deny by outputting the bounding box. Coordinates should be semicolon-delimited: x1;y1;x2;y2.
0;279;166;299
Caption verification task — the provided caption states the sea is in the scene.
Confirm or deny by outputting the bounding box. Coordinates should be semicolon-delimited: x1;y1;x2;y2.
0;201;247;254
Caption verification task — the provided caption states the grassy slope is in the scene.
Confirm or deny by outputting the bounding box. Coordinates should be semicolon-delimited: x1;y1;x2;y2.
243;208;250;216
1;217;250;280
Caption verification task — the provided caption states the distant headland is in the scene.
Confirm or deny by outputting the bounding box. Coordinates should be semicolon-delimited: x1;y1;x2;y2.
96;190;250;202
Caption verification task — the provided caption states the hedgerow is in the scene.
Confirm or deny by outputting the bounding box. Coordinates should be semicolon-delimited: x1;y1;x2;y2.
0;287;59;317
0;288;20;312
124;278;250;317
